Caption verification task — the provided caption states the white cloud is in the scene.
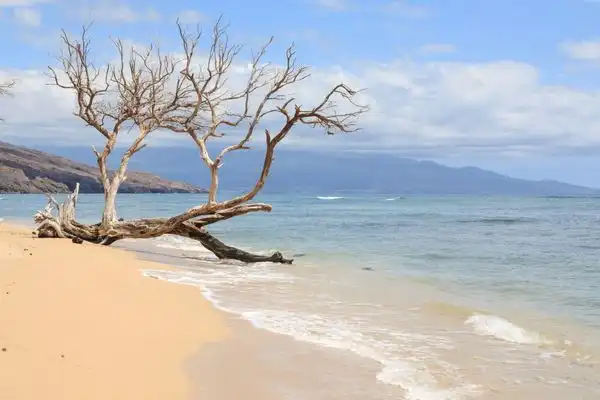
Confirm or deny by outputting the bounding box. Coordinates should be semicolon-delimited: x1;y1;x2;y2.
176;9;203;24
0;0;50;5
314;0;349;11
13;6;41;26
560;40;600;61
77;1;160;23
419;43;456;55
3;54;600;157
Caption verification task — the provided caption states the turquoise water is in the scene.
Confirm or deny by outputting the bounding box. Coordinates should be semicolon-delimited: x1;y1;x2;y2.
2;193;600;398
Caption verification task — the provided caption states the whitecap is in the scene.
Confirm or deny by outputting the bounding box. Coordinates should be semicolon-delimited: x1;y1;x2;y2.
316;196;344;200
465;314;552;345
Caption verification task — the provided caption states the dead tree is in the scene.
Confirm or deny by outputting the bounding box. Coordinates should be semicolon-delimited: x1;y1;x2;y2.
0;80;14;96
0;80;15;121
34;19;367;264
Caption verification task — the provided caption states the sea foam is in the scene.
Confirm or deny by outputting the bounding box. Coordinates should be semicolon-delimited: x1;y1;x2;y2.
144;263;479;400
242;309;479;400
465;314;551;345
152;235;214;254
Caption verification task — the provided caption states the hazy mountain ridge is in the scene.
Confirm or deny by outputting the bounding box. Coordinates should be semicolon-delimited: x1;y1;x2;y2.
0;141;205;194
27;144;599;196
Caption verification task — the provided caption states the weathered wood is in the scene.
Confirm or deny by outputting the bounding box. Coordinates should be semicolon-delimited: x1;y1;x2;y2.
174;223;293;264
33;185;293;264
34;19;366;265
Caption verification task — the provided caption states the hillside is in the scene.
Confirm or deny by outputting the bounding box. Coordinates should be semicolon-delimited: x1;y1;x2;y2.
124;148;599;196
15;144;599;196
0;141;205;194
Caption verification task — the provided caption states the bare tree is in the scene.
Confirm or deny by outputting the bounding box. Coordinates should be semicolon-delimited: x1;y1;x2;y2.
0;80;15;121
34;19;368;264
0;80;15;96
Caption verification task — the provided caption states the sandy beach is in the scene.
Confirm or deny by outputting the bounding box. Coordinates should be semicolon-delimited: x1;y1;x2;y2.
0;222;228;400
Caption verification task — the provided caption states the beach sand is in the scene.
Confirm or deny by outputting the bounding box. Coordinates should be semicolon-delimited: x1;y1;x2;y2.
0;222;228;400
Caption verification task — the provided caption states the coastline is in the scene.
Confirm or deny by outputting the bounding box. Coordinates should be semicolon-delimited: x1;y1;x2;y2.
0;222;228;400
1;204;599;399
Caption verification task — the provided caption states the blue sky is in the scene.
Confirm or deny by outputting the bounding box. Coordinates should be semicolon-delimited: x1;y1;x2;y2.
2;0;600;186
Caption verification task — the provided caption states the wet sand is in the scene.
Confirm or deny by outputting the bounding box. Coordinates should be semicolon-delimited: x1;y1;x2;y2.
187;315;402;400
0;222;227;400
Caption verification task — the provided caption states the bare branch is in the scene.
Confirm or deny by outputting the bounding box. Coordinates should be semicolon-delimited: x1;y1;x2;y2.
159;22;368;221
49;24;198;228
44;17;368;257
0;80;16;121
0;80;15;96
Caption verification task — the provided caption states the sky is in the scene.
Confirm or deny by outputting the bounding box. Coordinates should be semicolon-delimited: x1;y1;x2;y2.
2;0;600;186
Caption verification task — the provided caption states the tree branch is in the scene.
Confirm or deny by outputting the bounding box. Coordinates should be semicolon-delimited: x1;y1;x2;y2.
42;18;368;261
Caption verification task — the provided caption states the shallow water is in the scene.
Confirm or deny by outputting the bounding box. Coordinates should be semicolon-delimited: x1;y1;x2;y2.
2;193;600;398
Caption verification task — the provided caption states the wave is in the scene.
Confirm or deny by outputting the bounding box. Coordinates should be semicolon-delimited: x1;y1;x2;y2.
384;197;405;201
456;217;536;225
316;196;344;200
465;314;552;345
243;310;479;400
150;234;213;253
143;264;479;399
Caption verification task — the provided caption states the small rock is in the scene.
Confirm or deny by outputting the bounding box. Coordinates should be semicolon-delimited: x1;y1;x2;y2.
72;237;84;244
5;292;9;295
1;348;6;352
61;354;65;358
29;253;33;256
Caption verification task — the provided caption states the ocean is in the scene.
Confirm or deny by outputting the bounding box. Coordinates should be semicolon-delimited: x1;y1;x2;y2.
1;192;599;399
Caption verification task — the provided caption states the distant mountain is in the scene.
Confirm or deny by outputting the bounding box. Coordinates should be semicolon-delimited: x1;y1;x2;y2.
0;141;204;194
27;144;599;196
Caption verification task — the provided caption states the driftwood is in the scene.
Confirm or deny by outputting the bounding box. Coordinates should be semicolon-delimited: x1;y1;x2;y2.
34;183;293;264
33;18;367;264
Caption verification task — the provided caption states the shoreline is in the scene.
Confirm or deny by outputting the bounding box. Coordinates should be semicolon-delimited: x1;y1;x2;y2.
0;222;228;399
1;215;599;399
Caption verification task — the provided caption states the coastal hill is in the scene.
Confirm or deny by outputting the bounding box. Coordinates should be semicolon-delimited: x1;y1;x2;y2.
0;141;204;194
29;145;599;196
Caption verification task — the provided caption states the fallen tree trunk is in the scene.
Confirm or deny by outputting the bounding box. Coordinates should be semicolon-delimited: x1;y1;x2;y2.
34;184;293;264
174;223;292;264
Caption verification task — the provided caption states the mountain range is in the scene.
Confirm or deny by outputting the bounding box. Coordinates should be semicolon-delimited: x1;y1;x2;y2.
17;142;598;196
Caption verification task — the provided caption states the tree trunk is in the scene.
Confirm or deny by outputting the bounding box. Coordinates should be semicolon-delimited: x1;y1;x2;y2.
33;186;293;265
102;180;119;228
174;223;292;264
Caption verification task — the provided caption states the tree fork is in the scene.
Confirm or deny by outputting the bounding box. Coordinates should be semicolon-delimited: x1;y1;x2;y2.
36;19;366;266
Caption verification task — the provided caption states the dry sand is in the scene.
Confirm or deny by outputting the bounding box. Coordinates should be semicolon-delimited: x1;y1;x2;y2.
0;222;228;400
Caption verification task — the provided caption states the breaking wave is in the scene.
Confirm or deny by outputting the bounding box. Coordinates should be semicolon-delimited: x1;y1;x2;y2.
151;235;213;253
143;263;480;400
465;314;551;345
316;196;344;200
